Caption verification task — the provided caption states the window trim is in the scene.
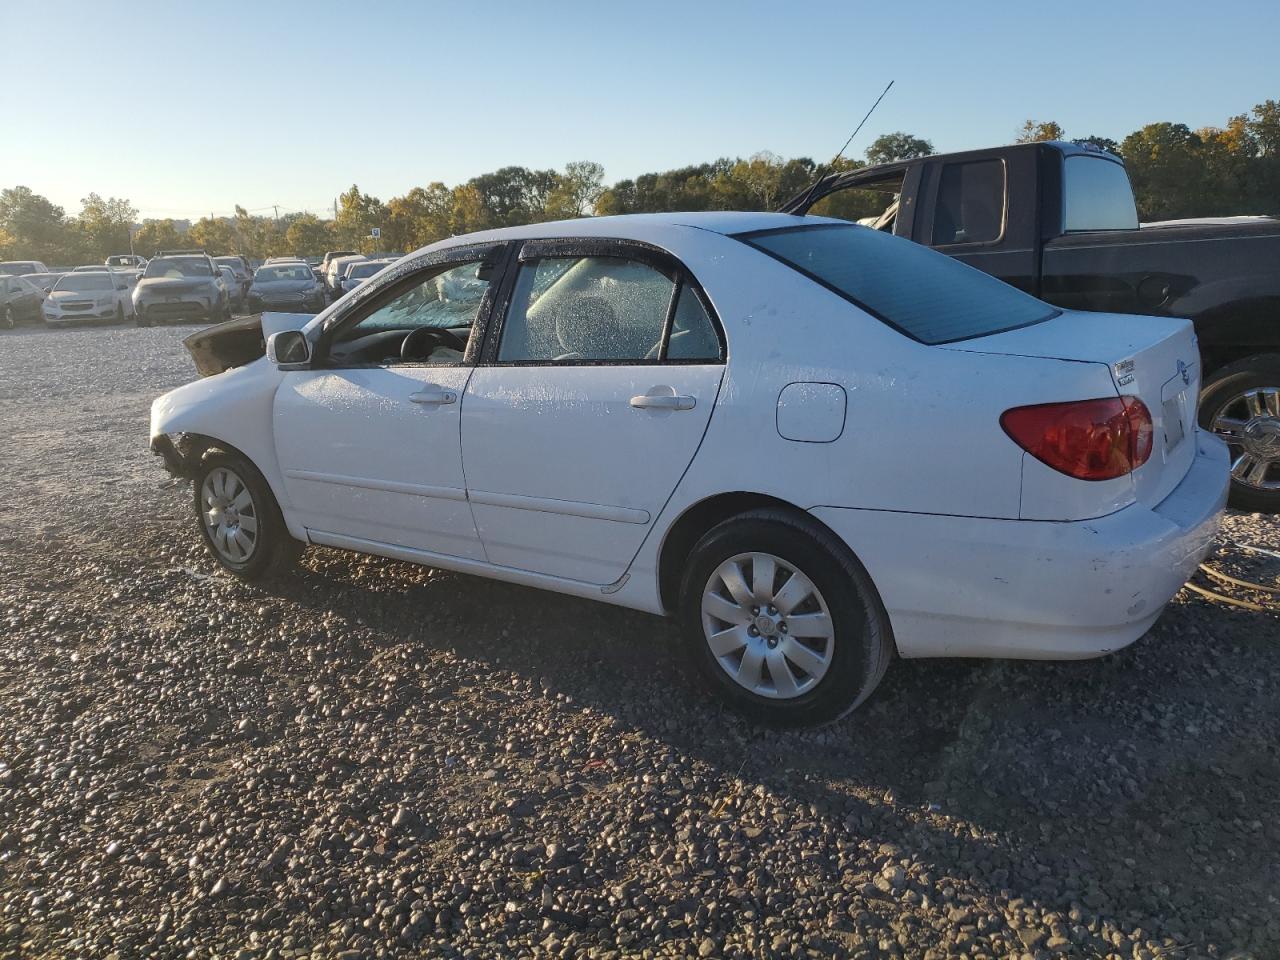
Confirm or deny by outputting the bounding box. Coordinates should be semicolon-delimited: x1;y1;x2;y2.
312;242;509;370
733;222;1058;346
927;157;1009;250
479;237;726;367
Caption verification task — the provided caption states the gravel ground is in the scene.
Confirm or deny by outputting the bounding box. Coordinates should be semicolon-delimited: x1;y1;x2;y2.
0;323;1278;960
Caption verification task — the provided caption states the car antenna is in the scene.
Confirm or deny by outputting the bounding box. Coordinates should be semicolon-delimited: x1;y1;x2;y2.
791;79;894;216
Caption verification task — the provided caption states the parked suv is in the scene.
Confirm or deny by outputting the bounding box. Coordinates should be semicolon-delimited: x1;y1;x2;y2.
134;252;228;326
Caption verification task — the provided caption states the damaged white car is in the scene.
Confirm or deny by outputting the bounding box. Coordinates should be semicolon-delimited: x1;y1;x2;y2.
150;213;1228;723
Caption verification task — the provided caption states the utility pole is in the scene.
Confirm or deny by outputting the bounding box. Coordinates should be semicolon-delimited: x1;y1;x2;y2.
272;204;280;223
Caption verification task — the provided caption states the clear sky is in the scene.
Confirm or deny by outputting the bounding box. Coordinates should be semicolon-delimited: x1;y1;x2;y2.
2;0;1275;221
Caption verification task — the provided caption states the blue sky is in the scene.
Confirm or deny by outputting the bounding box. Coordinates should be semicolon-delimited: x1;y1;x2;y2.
2;0;1275;220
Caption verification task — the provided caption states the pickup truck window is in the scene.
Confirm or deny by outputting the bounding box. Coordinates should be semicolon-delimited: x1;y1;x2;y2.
932;160;1005;245
738;223;1057;345
1062;156;1139;232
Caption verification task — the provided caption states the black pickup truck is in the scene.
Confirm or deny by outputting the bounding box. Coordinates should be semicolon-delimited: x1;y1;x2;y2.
783;141;1280;511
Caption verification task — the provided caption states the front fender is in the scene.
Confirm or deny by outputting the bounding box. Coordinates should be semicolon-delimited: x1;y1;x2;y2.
150;361;303;538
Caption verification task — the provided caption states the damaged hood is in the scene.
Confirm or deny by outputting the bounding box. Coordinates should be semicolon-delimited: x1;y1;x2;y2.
183;311;314;377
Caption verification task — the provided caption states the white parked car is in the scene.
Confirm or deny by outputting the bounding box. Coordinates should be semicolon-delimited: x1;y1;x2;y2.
324;254;366;300
150;212;1229;723
44;269;134;325
339;257;396;295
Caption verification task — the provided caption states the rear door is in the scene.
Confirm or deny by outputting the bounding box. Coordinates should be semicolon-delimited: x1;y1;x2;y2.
461;239;725;584
914;146;1042;296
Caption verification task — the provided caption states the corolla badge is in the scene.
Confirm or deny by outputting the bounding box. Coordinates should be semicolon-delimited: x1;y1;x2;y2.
1178;359;1191;386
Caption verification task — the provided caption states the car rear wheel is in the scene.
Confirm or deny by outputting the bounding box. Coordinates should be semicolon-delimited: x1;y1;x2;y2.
1201;356;1280;512
678;509;893;725
192;450;302;580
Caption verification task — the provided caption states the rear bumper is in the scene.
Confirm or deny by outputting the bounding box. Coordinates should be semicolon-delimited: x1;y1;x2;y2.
812;431;1230;660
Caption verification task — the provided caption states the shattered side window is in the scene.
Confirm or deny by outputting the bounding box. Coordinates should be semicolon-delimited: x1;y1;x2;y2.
497;256;675;363
346;262;490;336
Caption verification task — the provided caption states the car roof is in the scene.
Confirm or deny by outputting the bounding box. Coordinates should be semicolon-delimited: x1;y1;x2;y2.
415;211;831;255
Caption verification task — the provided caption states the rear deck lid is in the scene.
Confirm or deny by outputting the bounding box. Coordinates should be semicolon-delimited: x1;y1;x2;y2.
943;310;1200;508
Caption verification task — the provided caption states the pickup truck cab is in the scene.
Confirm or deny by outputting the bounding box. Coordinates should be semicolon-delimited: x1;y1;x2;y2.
784;141;1280;510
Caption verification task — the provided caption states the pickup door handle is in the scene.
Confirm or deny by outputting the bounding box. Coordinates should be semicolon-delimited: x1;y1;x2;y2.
630;392;695;411
408;389;457;405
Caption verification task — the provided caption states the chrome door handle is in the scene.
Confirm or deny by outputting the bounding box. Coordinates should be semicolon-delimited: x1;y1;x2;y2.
408;389;457;405
630;393;695;411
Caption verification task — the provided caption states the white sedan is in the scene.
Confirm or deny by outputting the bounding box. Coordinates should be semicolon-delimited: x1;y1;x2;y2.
44;269;135;325
150;212;1228;723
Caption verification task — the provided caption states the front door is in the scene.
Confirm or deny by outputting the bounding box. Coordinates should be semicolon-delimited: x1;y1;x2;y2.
274;249;503;560
461;242;726;584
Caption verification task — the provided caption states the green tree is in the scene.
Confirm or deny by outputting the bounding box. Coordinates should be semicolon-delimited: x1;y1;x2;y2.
188;216;237;256
385;184;453;251
0;186;75;263
468;166;559;225
74;193;137;261
1016;119;1066;143
334;185;387;253
1071;135;1120;154
283;214;335;257
1119;122;1212;219
545;161;606;218
133;219;190;255
865;132;933;165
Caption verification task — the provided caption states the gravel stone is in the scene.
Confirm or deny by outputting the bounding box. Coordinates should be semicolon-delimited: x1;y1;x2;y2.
0;325;1277;958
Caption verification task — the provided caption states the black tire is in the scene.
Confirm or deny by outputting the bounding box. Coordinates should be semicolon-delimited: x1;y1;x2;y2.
1199;355;1280;513
191;449;302;581
135;309;151;328
678;508;893;726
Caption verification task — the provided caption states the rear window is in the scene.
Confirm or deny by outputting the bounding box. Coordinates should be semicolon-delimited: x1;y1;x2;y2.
1062;156;1139;232
738;223;1057;345
146;257;212;278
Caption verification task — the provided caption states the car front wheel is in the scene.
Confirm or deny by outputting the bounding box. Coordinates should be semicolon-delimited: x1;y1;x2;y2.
678;509;893;725
192;450;301;580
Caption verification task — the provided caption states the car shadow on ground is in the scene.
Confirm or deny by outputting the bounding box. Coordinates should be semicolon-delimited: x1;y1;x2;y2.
273;547;1280;950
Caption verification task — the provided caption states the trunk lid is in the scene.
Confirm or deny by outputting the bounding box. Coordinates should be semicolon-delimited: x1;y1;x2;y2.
943;310;1200;510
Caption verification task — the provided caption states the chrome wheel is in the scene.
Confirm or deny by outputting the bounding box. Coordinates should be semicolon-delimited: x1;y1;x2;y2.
1212;387;1280;491
200;467;259;563
701;552;834;700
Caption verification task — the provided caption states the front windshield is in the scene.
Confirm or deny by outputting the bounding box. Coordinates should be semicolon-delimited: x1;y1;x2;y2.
145;257;212;279
256;265;313;282
54;273;113;292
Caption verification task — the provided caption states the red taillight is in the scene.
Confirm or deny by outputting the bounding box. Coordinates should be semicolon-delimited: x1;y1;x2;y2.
1001;397;1153;481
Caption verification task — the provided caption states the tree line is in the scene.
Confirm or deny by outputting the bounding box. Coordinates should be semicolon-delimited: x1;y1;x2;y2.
2;100;1275;265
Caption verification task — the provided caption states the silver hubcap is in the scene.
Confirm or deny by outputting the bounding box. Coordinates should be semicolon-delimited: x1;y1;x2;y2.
201;467;259;563
701;552;834;700
1212;387;1280;490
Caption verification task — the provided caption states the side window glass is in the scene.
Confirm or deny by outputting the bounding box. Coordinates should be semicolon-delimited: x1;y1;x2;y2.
666;286;721;361
498;256;675;363
331;261;491;366
932;160;1004;245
